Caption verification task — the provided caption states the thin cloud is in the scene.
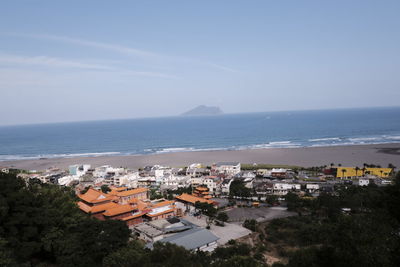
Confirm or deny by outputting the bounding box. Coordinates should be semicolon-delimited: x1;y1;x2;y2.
11;33;158;58
0;53;112;70
9;33;239;73
204;62;238;73
0;52;177;79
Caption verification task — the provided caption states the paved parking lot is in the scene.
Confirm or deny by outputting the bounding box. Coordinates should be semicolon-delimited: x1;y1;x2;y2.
226;206;296;223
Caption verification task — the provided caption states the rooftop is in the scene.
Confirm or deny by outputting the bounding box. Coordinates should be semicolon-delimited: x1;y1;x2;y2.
103;204;135;217
151;200;174;208
157;228;219;250
175;193;214;205
117;187;148;197
78;188;116;204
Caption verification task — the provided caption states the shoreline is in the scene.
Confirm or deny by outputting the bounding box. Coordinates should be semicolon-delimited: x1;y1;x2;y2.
2;143;400;171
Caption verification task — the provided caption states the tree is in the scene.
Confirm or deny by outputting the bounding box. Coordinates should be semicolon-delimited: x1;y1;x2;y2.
341;169;347;178
243;219;257;231
195;202;217;227
0;238;16;266
101;184;111;193
362;167;367;176
285;192;301;212
229;180;251;198
388;163;396;169
355;167;360;177
216;212;229;225
0;172;130;266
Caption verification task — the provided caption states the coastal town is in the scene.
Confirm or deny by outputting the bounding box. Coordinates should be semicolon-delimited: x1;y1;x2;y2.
1;161;395;254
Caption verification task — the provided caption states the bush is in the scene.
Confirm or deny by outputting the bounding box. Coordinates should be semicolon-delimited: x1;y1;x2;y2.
243;219;257;231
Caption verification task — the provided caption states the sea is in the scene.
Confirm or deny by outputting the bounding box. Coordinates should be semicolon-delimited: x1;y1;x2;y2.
1;107;400;161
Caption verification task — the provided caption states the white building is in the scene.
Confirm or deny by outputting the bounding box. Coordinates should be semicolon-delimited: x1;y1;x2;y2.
358;178;370;186
305;183;320;193
191;177;204;187
69;164;90;177
58;175;79;186
214;162;241;176
272;182;301;195
203;176;222;195
221;178;233;195
243;177;255;189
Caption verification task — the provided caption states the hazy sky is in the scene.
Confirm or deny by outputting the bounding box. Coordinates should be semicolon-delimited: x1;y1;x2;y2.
1;0;400;125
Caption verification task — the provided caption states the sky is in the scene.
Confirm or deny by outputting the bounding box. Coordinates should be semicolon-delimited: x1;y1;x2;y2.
0;0;400;125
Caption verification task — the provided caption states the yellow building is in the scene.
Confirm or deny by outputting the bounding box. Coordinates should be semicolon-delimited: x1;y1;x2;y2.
335;167;393;178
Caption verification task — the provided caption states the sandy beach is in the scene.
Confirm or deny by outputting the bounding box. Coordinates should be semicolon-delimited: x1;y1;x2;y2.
2;143;400;171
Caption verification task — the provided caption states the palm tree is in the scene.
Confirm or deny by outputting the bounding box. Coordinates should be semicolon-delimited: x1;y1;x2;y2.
380;170;383;178
362;167;366;177
355;166;360;177
388;163;396;170
341;169;347;179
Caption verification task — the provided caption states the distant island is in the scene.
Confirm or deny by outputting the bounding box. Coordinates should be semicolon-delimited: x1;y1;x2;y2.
181;105;224;116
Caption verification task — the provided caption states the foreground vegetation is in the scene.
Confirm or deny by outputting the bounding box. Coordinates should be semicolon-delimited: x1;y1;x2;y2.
0;172;262;266
1;171;400;266
257;173;400;266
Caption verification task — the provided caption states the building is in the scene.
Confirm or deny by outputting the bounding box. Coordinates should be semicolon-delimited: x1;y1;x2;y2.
305;183;320;194
77;187;148;226
69;164;91;177
203;176;222;195
134;217;194;243
77;188;117;209
272;182;301;195
190;177;205;187
213;162;241;176
1;167;10;173
256;169;270;177
271;168;288;178
221;178;233;195
193;186;212;199
358;178;370;186
175;193;216;213
334;167;393;178
154;227;219;252
112;188;149;204
144;200;176;221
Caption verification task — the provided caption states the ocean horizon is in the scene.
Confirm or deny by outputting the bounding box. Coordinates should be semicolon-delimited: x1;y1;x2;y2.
1;106;400;161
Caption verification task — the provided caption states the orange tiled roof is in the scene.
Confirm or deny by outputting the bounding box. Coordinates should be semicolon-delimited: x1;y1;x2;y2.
91;202;119;213
78;188;116;204
175;193;214;205
108;190;119;196
103;204;135;217
117;187;148;197
110;186;128;192
77;201;92;213
128;198;138;204
77;201;120;214
151;200;174;208
195;186;208;191
121;212;146;221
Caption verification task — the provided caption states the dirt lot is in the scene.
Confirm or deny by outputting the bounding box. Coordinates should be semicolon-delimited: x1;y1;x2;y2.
226;206;297;223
